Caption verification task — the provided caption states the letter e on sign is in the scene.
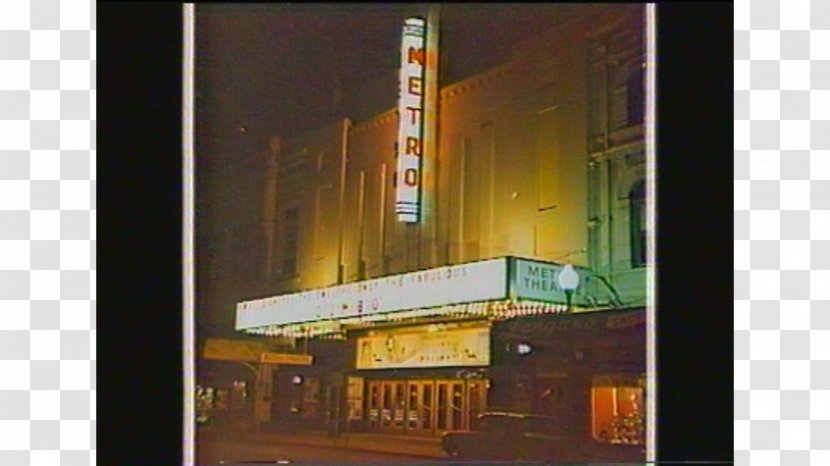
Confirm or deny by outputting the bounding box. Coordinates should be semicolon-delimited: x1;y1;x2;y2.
408;77;423;96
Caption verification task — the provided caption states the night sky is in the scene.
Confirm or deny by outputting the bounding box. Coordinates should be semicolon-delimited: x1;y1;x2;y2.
194;3;579;166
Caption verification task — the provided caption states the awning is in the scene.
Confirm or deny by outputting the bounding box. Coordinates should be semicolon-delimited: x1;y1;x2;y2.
202;337;295;363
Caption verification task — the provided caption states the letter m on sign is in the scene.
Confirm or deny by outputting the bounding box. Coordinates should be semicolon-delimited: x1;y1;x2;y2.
408;47;425;66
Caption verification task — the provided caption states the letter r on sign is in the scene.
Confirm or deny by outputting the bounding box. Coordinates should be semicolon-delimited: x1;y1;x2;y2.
406;137;422;156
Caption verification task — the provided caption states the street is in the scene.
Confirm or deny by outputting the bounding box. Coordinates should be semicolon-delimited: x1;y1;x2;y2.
197;436;443;465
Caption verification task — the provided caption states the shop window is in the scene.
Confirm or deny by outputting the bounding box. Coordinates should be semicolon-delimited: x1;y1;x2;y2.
196;386;215;424
591;377;645;445
629;181;646;268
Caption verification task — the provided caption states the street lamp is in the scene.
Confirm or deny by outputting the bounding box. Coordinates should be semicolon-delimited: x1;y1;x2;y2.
558;264;580;312
516;342;534;356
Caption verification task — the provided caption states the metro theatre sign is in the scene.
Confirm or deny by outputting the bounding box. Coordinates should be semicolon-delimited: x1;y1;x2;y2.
235;257;593;331
395;17;427;223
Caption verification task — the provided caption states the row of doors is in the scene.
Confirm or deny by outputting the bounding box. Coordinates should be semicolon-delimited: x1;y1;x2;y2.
366;379;487;435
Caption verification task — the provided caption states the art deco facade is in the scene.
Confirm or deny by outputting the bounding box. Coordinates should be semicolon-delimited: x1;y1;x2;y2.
265;7;647;300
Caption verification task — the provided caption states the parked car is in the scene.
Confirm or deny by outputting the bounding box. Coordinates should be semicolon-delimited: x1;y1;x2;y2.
441;411;644;463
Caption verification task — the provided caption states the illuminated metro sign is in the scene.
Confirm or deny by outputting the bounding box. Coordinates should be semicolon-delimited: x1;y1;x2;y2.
395;17;427;223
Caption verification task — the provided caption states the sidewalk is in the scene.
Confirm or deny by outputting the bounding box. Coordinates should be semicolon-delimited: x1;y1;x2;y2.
201;426;447;459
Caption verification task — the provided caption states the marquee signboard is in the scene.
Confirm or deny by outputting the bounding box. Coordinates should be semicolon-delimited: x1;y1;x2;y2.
236;257;597;331
259;352;314;365
356;324;491;369
496;308;646;341
512;258;592;306
202;338;295;362
395;17;427;223
236;258;507;330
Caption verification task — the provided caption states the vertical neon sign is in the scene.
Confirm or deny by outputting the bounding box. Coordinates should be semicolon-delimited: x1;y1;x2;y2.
396;17;426;223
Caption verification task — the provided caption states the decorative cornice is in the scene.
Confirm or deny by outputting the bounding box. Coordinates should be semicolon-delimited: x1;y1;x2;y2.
440;63;515;103
350;108;397;136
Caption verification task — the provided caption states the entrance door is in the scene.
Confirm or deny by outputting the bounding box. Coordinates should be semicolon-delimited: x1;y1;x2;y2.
406;382;421;431
367;378;488;435
377;381;407;431
436;380;466;432
392;382;406;429
367;382;381;428
405;380;435;434
381;382;393;428
421;381;434;433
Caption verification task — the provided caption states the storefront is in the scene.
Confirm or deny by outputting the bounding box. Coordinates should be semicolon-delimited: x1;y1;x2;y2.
492;307;646;451
235;257;646;448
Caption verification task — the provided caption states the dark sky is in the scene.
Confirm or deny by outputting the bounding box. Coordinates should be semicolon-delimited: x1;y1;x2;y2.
194;3;579;166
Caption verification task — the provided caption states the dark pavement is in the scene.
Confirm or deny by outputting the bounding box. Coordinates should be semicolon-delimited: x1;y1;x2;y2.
197;434;447;465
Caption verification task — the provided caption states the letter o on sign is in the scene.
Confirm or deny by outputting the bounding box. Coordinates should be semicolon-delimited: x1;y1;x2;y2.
404;168;418;187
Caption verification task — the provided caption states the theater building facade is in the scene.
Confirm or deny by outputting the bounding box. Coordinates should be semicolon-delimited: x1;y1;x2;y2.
232;3;648;460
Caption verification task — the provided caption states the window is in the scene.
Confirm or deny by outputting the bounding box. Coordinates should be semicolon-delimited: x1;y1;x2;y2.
282;207;300;276
591;377;645;445
610;62;645;130
627;64;645;126
629;181;646;268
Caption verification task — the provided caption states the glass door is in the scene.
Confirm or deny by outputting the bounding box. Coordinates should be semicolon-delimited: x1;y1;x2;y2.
368;378;484;435
381;382;393;427
407;382;420;430
367;382;380;428
393;382;406;429
436;380;466;431
405;380;435;434
450;382;464;430
436;382;449;431
422;382;434;433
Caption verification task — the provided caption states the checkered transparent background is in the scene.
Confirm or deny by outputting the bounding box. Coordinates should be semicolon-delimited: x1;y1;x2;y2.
735;0;830;464
2;0;825;464
0;1;96;465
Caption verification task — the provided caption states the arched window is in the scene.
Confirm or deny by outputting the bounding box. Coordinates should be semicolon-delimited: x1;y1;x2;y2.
629;181;646;268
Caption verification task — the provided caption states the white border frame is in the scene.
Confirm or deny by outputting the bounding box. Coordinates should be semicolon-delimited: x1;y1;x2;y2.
181;5;658;464
645;3;658;463
183;3;196;466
